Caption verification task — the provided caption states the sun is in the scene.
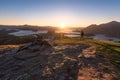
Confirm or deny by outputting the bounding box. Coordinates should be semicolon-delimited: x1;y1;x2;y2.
60;23;66;28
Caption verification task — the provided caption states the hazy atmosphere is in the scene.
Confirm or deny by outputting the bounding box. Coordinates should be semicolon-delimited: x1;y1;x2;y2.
0;0;120;80
0;0;120;27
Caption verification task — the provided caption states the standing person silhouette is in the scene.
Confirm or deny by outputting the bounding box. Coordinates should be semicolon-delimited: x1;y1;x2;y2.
81;30;84;39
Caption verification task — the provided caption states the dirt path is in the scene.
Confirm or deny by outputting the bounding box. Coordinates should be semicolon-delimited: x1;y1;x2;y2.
77;45;118;80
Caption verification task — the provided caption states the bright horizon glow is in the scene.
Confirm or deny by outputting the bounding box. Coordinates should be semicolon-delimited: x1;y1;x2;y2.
0;0;120;27
60;23;66;28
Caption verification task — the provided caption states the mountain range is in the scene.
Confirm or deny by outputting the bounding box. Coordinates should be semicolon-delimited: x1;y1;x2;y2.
84;21;120;38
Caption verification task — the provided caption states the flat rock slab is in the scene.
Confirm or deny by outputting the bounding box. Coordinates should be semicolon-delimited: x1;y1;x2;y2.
28;45;41;51
0;42;90;80
77;45;117;80
14;50;40;60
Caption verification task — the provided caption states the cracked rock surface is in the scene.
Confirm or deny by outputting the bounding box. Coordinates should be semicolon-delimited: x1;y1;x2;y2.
0;39;88;80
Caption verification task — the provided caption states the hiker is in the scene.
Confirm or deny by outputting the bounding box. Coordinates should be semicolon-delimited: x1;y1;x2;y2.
81;30;84;39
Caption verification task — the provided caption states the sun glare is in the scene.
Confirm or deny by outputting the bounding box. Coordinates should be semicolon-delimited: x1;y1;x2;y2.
60;23;66;28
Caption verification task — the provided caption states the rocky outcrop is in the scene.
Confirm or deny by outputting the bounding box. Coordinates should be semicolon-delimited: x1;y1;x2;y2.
0;39;89;80
0;39;53;80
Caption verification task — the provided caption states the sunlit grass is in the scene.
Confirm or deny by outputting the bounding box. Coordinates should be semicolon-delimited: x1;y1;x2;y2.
56;37;92;44
93;40;120;70
0;45;21;51
56;38;120;71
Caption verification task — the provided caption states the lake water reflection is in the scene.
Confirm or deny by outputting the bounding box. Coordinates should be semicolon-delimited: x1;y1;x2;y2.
91;34;120;42
9;30;120;42
9;30;48;36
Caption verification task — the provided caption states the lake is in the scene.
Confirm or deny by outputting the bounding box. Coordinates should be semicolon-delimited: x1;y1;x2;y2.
9;30;48;36
65;34;120;42
9;30;120;42
9;30;80;36
91;34;120;42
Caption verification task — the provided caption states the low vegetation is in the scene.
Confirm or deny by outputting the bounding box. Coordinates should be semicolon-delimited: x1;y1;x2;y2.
58;38;120;79
57;38;120;69
94;40;120;69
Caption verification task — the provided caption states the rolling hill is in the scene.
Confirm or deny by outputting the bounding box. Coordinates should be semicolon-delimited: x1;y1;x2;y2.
84;21;120;38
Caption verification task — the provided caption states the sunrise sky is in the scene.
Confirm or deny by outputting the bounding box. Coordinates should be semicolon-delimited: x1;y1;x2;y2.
0;0;120;27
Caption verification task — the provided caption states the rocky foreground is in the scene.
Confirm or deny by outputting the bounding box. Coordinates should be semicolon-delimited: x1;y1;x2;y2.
0;39;119;80
0;39;89;80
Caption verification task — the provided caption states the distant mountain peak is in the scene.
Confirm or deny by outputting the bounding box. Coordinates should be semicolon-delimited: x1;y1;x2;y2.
99;21;120;26
110;21;119;23
108;21;120;24
87;24;97;27
84;21;120;38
